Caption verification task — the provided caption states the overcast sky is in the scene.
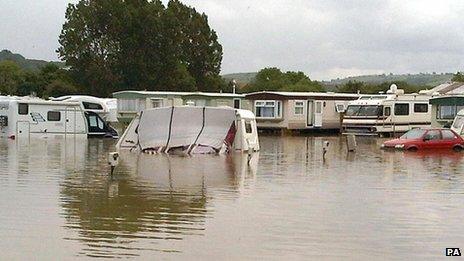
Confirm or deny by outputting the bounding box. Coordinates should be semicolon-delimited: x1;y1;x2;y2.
1;0;464;80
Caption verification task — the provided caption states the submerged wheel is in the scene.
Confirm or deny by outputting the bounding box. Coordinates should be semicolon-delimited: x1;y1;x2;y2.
453;146;463;152
407;146;418;152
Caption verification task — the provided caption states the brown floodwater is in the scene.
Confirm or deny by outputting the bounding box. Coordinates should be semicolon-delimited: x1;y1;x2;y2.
0;135;463;259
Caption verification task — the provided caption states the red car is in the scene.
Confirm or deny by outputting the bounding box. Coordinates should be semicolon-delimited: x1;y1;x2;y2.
381;128;464;151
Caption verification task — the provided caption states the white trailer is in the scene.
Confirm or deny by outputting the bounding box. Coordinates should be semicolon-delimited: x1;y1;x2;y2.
0;98;118;139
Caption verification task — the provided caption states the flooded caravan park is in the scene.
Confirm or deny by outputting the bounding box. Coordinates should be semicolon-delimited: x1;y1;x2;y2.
0;135;463;259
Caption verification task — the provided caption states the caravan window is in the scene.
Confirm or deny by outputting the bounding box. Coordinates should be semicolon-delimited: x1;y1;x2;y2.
88;115;104;129
245;121;253;133
437;105;464;119
255;100;282;118
18;103;28;115
438;105;455;119
151;99;163;108
294;101;304;115
118;99;144;112
83;102;103;110
47;111;61;121
394;103;409;116
345;105;382;116
414;103;428;113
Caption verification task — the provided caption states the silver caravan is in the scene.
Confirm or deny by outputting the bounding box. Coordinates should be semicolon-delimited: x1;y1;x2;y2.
116;106;260;154
0;98;118;139
342;85;432;136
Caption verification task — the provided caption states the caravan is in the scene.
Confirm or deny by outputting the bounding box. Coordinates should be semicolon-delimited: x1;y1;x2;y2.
116;106;259;154
0;97;118;139
50;95;118;122
244;91;360;131
342;85;432;136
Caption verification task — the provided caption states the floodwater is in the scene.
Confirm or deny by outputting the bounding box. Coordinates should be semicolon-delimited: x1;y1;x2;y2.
0;135;463;259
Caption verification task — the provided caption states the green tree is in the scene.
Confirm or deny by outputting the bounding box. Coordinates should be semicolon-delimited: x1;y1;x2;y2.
43;79;78;98
452;72;464;82
57;0;224;96
0;60;23;95
166;0;223;90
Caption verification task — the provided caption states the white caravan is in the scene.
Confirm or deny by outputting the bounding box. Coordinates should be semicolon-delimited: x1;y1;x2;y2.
451;109;464;136
342;85;432;136
0;98;118;139
116;106;260;154
50;95;118;122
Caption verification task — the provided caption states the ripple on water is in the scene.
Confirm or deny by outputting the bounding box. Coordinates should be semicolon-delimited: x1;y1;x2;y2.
0;136;463;259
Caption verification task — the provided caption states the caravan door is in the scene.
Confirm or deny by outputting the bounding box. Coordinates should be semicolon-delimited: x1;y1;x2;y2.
314;101;323;127
307;100;313;126
16;121;30;138
64;106;77;135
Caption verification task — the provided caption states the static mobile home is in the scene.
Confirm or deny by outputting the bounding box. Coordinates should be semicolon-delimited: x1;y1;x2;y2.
113;91;249;124
342;86;432;136
244;91;360;130
429;95;464;128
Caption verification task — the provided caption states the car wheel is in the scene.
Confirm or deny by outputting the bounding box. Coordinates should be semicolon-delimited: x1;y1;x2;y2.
453;146;463;152
407;146;418;152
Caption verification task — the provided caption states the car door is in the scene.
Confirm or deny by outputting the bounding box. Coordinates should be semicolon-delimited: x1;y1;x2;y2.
422;130;442;149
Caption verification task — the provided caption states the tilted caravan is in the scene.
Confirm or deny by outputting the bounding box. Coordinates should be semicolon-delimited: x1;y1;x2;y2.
244;91;360;130
342;86;432;136
0;98;118;139
116;106;259;154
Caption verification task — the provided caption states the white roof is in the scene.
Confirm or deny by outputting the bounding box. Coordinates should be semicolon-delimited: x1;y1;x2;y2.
113;90;243;98
245;91;361;98
236;109;256;119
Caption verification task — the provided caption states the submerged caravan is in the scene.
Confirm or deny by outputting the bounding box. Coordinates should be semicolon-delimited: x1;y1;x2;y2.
116;106;260;154
0;96;118;139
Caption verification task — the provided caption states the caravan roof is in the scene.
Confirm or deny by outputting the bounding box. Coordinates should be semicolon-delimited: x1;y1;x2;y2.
245;91;360;100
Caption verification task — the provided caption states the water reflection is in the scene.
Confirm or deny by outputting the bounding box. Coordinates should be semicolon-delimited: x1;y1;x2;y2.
60;147;258;258
1;136;464;259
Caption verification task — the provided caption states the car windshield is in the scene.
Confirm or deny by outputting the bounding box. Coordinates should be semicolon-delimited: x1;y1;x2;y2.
400;129;427;139
345;105;382;116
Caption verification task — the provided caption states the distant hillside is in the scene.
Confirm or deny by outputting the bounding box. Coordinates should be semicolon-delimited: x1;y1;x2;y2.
323;73;453;87
0;49;65;71
222;72;257;85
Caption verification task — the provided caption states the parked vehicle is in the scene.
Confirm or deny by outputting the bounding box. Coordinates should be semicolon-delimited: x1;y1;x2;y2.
381;128;464;151
0;97;118;139
50;95;118;122
342;84;432;136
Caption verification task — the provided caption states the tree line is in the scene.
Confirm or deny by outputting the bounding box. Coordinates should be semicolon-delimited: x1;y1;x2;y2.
0;61;77;97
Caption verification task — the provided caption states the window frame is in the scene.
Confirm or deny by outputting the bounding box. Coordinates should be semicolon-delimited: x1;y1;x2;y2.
413;103;428;113
394;103;410;116
254;100;282;119
18;103;28;115
294;100;304;115
82;102;103;110
47;111;61;122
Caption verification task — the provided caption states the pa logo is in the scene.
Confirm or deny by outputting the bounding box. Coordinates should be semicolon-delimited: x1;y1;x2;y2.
446;248;461;256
